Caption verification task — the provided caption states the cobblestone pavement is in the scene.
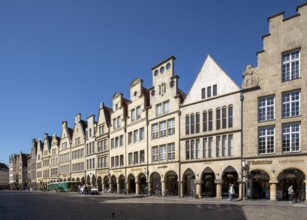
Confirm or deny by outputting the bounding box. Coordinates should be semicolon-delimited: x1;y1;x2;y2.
0;190;307;220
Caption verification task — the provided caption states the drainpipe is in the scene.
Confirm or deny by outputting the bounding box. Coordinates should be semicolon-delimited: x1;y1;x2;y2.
240;91;245;200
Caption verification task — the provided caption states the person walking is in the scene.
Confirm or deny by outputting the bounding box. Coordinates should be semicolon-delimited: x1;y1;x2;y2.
229;184;235;201
288;185;294;203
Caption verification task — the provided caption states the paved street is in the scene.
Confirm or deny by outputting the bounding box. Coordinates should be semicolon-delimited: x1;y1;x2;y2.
0;191;307;220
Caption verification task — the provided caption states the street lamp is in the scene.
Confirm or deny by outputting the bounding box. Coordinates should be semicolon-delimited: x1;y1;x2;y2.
241;159;249;200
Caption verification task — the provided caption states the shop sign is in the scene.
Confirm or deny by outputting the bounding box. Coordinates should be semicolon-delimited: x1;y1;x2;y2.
279;159;304;164
131;168;142;172
247;160;272;165
157;165;167;169
286;174;296;178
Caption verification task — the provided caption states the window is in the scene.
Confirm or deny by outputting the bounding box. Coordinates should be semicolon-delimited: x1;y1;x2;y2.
222;107;227;129
259;126;275;154
152;123;159;139
111;157;114;168
222;135;227;157
131;109;136;121
196;113;200;133
207;86;211;98
139;128;145;141
156;104;162;116
120;155;124;166
133;130;138;143
134;152;138;164
196;139;200;159
282;50;300;81
128;132;132;144
216;136;221;157
136;106;141;120
99;125;104;135
190;114;195;134
160;145;166;161
115;156;119;167
152;146;159;162
203;111;207;132
216;108;221;130
115;137;119;148
89;129;92;137
209;110;213;131
163;101;169;114
228;134;233;156
228;105;233;128
201;88;206;99
282;123;300;152
160;121;167;138
203;138;207;158
186;115;190;135
259;96;275;122
62;142;67;150
168;118;175;136
111;138;114;149
282;91;300;118
191;140;195;159
117;116;121;128
208;137;213;158
213;84;217;96
140;150;145;164
120;135;123;146
185;141;190;160
113;118;116;129
129;153;133;165
167;143;175;160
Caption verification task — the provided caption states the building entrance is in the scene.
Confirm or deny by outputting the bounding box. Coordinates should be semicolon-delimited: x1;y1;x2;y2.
248;170;270;199
201;168;215;197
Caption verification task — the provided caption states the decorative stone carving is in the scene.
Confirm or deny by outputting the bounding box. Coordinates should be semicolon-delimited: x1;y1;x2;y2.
159;83;166;96
242;64;259;89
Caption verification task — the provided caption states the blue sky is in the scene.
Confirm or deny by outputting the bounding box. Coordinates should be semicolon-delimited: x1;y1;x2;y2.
0;0;305;164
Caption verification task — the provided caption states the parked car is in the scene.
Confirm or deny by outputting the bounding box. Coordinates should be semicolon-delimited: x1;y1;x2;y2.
89;187;99;195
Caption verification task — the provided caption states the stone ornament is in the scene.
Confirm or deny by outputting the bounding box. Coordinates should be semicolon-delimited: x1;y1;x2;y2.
159;82;166;96
242;64;259;89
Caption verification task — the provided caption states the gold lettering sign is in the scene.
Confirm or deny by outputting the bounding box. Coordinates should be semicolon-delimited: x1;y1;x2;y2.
279;159;304;163
247;160;272;165
157;165;168;169
131;168;142;172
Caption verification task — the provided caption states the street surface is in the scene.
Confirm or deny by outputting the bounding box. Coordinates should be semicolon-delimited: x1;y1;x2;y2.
0;190;306;220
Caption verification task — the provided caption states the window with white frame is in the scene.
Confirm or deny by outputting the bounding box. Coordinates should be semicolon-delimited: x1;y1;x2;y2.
222;135;227;157
228;134;233;156
282;123;300;152
216;136;221;157
190;113;195;134
156;103;162;117
203;138;207;158
129;153;133;165
139;128;144;140
209;110;213;131
168;118;175;136
133;130;138;143
191;140;195;159
152;123;159;139
134;152;138;164
196;113;200;133
128;132;132;144
259;96;275;122
228;105;233;128
160;145;166;161
196;139;200;159
259;126;275;154
216;108;221;130
160;121;167;138
208;137;213;158
167;143;175;160
203;111;207;132
117;116;121;128
282;50;300;82
186;115;190;135
131;109;136;121
282;91;300;118
136;106;141;120
163;100;169;114
185;141;190;160
152;146;159;162
222;107;227;129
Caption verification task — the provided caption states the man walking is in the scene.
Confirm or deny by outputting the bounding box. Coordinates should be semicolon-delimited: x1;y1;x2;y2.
288;185;294;203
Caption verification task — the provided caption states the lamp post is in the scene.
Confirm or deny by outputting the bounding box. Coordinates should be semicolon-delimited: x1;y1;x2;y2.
144;167;149;196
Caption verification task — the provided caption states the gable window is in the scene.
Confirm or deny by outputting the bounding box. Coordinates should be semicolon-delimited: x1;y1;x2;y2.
186;115;190;135
282;123;300;153
208;137;213;158
282;91;300;118
196;139;200;159
120;135;123;146
191;140;195;159
134;152;138;164
259;96;275;122
213;84;217;96
222;135;227;157
190;113;195;134
156;103;162;117
163;101;170;114
203;138;207;158
136;106;141;120
129;153;133;165
228;105;233;128
282;50;300;82
159;145;166;161
117;116;121;128
207;86;211;98
259;126;275;154
140;150;145;164
131;109;136;121
201;88;206;99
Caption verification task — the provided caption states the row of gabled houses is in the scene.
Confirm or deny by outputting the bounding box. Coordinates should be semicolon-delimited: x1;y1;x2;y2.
9;3;307;201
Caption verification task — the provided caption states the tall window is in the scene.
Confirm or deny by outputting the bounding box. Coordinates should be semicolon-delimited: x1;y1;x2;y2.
152;123;159;139
190;114;195;134
201;88;206;99
117;116;121;128
152;146;159;162
222;107;227;129
131;109;136;121
196;113;200;133
203;111;207;132
139;128;145;141
216;136;221;157
259;96;275;122
156;104;162;116
282;123;300;152
129;153;133;165
120;135;123;146
282;50;300;81
228;134;233;156
259;126;275;154
213;84;217;96
120;155;124;166
168;118;175;136
160;121;167;138
163;101;169;114
113;118;116;129
128;132;132;144
136;106;141;120
159;145;166;161
209;110;213;131
133;130;138;143
185;141;190;160
282;91;300;118
134;152;138;164
216;108;221;130
191;140;195;159
228;105;233;128
222;135;227;157
208;137;213;158
167;143;175;160
207;86;211;98
196;139;200;159
203;138;207;158
111;138;114;149
186;115;190;135
140;150;145;164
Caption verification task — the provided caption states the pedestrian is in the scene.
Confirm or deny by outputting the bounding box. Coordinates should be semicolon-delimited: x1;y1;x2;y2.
78;185;81;194
229;184;235;201
288;185;294;203
228;183;232;200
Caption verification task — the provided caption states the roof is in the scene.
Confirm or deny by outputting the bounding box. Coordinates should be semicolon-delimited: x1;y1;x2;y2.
0;163;8;171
